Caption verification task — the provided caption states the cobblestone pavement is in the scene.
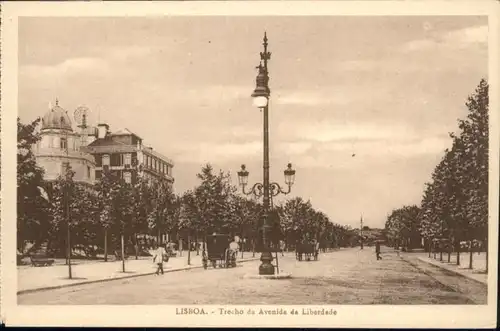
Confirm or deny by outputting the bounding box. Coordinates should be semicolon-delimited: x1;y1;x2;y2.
18;247;485;305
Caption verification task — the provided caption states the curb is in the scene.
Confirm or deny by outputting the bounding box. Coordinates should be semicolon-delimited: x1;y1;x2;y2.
17;258;260;295
415;256;487;286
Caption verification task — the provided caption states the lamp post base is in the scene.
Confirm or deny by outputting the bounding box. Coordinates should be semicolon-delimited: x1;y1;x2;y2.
259;251;275;275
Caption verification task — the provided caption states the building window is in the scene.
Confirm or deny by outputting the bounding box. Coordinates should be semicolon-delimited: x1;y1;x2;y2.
154;159;157;170
124;153;131;166
102;154;110;166
60;137;67;150
95;155;102;167
124;172;132;184
87;166;91;179
110;153;123;166
95;170;102;179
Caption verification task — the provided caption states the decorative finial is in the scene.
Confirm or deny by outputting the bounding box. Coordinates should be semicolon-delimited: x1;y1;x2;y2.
260;32;271;64
55;98;59;106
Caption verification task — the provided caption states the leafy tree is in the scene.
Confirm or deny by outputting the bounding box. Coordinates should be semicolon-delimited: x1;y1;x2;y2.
460;79;489;269
130;175;151;257
280;197;313;247
403;79;488;269
385;205;422;251
94;168;122;259
17;117;51;255
48;164;99;258
148;178;175;243
193;164;234;235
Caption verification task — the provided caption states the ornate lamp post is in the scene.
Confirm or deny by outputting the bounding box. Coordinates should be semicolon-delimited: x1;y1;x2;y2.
237;32;296;275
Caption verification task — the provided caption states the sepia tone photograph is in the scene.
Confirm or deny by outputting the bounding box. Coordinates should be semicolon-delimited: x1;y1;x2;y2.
1;1;499;328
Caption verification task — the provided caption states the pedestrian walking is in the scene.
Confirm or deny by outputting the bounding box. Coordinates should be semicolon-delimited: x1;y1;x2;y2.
375;241;382;260
153;243;167;275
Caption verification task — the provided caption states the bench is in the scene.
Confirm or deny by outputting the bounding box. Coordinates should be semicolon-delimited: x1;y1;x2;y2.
30;255;55;267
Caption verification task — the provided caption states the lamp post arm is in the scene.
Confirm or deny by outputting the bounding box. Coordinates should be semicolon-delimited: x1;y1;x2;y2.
270;182;292;197
241;182;264;197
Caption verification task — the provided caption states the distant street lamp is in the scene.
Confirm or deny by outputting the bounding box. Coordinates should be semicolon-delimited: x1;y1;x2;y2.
236;32;296;276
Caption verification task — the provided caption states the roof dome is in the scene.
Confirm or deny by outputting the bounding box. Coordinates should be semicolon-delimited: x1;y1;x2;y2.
41;100;73;131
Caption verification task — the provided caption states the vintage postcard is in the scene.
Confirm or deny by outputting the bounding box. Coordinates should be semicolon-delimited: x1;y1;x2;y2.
1;0;499;328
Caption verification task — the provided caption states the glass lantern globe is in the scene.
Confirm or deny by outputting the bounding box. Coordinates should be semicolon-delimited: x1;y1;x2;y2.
284;163;296;186
237;164;249;186
253;96;268;109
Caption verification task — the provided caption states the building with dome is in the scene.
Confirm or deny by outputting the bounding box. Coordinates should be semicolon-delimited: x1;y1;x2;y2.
34;100;97;185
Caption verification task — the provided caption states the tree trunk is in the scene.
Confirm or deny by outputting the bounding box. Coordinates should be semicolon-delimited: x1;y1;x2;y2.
428;239;431;258
456;240;460;266
195;233;199;256
468;240;473;269
135;233;139;260
121;233;125;272
187;235;191;265
252;239;255;258
179;237;183;257
104;228;108;262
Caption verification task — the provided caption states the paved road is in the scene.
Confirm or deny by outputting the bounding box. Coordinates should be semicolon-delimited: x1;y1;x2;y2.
18;247;485;305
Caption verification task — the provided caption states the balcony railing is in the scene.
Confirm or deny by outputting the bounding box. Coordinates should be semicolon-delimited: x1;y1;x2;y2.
141;163;174;181
141;148;174;167
81;145;137;154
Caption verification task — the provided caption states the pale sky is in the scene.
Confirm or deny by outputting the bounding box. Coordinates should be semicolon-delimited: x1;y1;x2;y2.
18;16;488;228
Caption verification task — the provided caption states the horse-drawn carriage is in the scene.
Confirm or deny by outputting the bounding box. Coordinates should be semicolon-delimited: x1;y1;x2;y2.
296;240;319;261
202;234;237;269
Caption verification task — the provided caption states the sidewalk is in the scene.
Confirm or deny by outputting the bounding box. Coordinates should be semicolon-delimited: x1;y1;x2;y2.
409;252;487;285
18;252;260;294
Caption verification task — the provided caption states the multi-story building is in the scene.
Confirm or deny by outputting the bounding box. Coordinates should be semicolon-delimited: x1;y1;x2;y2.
33;100;174;189
34;100;97;185
82;124;174;187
